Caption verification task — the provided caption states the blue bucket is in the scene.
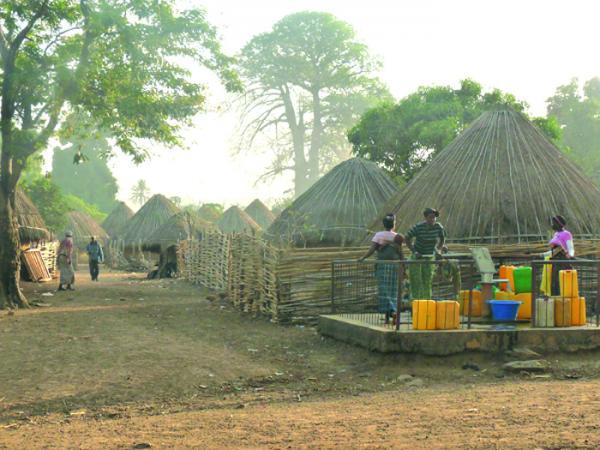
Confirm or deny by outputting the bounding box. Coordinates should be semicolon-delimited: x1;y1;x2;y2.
486;300;522;321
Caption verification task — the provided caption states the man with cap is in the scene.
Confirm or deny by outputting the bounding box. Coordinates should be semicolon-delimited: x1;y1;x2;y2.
57;231;75;291
86;236;104;281
405;208;447;300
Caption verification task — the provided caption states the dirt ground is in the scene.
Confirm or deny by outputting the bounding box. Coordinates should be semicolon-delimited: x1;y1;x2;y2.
0;269;599;449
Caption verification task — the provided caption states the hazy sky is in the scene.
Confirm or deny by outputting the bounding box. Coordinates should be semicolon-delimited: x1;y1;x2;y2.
104;0;599;209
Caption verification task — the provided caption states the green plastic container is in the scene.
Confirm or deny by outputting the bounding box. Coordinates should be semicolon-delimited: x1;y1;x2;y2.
513;266;532;294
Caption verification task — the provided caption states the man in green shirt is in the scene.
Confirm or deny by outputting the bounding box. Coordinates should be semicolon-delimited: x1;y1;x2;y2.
405;208;447;300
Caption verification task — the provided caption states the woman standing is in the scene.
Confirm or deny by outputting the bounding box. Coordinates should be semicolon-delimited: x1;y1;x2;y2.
544;215;575;296
57;231;75;291
360;214;404;324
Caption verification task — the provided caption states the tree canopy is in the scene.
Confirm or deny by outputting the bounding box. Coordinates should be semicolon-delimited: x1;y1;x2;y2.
238;11;390;196
546;77;600;184
52;112;118;213
0;0;240;308
348;79;559;182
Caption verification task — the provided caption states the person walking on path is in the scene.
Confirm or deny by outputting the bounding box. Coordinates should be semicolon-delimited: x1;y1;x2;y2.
405;208;447;300
360;213;404;324
57;231;75;291
86;236;104;281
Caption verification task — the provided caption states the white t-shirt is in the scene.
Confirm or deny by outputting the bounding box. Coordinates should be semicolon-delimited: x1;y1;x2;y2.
372;230;397;246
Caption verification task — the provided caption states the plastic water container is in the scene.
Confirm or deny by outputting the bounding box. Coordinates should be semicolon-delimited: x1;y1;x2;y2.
535;297;555;327
554;297;572;327
571;297;587;326
513;293;532;320
513;266;532;294
559;270;579;298
460;290;482;317
436;300;460;330
499;265;515;291
487;300;521;321
495;291;512;300
412;300;436;330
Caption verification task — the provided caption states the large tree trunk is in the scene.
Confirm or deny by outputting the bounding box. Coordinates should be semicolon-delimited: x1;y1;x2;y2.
307;90;323;187
0;184;28;309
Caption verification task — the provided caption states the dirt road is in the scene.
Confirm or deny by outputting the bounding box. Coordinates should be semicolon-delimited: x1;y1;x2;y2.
1;271;599;449
2;381;599;449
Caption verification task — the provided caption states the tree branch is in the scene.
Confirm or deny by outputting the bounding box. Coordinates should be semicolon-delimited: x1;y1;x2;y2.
11;0;50;54
0;24;8;60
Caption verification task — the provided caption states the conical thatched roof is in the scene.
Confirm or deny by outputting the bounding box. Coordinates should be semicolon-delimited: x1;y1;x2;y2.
370;108;600;243
197;203;222;222
266;157;399;246
145;211;216;251
122;194;180;246
102;201;133;239
245;199;276;230
66;211;109;248
216;206;261;234
15;188;50;241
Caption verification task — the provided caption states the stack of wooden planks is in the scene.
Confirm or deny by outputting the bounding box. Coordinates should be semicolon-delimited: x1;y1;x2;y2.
22;248;52;282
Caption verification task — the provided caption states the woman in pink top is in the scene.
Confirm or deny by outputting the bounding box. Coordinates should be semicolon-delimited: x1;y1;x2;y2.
359;214;404;324
544;215;574;296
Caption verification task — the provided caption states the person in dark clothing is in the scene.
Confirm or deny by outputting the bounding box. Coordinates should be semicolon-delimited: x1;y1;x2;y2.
86;236;104;281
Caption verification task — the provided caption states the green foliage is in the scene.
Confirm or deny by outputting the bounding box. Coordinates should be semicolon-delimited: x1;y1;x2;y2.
239;11;390;195
63;193;106;223
348;79;560;181
0;0;240;181
21;177;69;233
546;77;600;183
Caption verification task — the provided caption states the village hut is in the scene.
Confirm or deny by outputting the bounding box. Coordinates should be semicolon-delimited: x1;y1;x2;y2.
245;199;276;230
15;188;50;243
216;206;261;235
197;203;223;222
368;108;600;243
266;157;399;247
102;201;133;240
144;211;216;278
121;194;180;247
66;211;109;249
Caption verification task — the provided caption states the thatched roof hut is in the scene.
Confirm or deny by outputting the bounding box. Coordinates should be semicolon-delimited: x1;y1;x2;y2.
370;108;600;243
245;199;276;230
102;201;133;239
66;211;109;248
197;203;222;222
121;194;180;246
216;206;261;234
266;157;399;247
145;211;216;252
15;188;50;241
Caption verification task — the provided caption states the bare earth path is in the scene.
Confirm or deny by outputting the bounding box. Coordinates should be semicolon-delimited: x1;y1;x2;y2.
0;270;599;449
2;381;599;449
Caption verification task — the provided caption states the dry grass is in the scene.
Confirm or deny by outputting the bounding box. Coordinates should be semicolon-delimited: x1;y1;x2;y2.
121;194;180;246
267;157;398;247
66;211;109;248
15;188;49;242
217;206;261;234
372;108;600;243
245;198;276;229
101;201;133;239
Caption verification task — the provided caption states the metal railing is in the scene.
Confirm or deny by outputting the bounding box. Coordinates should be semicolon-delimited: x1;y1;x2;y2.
331;258;600;331
331;258;477;330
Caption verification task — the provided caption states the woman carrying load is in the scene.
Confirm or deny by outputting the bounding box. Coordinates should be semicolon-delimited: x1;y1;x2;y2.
360;213;404;324
544;215;575;296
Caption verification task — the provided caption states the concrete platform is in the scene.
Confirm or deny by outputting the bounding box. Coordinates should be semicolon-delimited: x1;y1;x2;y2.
318;314;600;355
